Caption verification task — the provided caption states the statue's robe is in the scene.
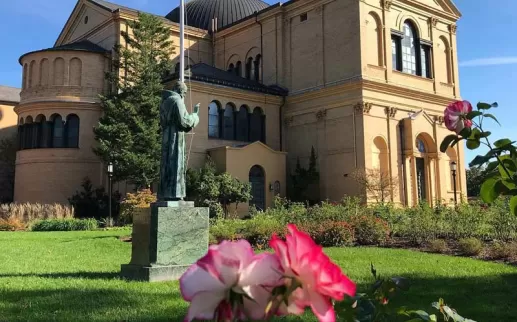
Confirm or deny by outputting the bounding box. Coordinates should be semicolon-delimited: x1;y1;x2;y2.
158;90;199;201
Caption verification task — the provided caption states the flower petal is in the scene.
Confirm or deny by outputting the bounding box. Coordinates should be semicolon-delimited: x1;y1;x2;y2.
309;291;335;322
180;264;226;301
239;253;283;287
270;234;290;270
185;291;226;322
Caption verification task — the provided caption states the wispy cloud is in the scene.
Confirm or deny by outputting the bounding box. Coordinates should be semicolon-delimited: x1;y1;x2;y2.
460;57;517;67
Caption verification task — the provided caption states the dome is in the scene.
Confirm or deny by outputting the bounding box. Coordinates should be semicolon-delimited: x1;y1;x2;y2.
165;0;269;31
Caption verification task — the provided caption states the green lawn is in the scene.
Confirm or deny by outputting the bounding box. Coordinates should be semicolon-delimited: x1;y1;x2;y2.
0;230;516;322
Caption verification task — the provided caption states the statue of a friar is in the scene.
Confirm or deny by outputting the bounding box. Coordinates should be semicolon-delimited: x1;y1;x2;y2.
157;81;200;201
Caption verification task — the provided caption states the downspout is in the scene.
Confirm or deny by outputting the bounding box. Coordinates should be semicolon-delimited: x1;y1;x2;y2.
255;13;264;82
279;95;286;151
399;120;408;206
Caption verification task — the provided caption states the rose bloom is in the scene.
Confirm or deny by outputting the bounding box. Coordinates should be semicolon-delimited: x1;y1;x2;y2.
444;100;473;134
180;240;282;322
270;224;356;322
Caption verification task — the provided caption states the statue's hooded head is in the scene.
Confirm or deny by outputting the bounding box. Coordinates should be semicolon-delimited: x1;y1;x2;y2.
172;81;188;96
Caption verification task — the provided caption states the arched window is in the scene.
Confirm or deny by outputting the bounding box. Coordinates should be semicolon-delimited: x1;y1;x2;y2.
416;138;426;153
69;58;82;86
254;55;261;82
402;22;417;75
24;116;33;149
437;36;452;84
236;106;249;142
40;59;49;86
245;58;253;80
36;115;50;148
22;64;28;89
51;114;64;148
223;103;235;140
367;13;383;66
235;61;242;77
65;114;80;148
208;101;220;138
53;58;65;86
18;118;24;150
29;60;37;88
372;137;389;173
249;165;265;210
250;107;265;143
228;63;235;73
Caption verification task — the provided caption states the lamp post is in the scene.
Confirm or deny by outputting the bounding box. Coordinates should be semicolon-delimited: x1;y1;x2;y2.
451;161;457;206
107;162;113;226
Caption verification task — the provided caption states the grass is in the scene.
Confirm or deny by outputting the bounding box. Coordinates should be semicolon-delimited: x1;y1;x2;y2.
0;231;516;322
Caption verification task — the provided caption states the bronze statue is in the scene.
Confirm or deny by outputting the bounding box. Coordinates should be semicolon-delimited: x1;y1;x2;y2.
157;81;199;201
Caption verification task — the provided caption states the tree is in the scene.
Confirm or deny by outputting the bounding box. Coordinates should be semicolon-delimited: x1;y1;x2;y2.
289;146;319;203
0;135;17;202
93;13;174;188
186;158;251;218
352;168;398;204
466;166;493;197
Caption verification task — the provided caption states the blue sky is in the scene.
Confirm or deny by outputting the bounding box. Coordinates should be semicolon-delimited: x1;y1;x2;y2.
0;0;515;167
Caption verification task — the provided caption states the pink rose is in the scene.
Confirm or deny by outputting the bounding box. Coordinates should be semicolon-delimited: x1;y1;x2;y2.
444;100;473;134
270;224;356;322
180;240;282;321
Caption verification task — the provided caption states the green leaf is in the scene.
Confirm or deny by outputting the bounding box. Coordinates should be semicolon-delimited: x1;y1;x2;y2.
440;135;458;153
480;177;501;203
451;137;462;148
483;113;501;126
459;127;472;138
486;160;499;172
477;102;492;110
510;196;517;216
494;139;512;148
466;139;481;150
469;155;489;167
491;102;499;108
470;128;482;140
479;131;491;138
466;111;483;119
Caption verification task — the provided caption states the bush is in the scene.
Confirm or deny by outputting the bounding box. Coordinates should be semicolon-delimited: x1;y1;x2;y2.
209;219;247;243
300;221;355;247
242;215;285;248
0;203;74;224
68;178;120;220
488;241;513;259
119;189;157;224
350;214;389;246
428;239;448;253
458;238;483;256
0;217;24;231
31;218;98;231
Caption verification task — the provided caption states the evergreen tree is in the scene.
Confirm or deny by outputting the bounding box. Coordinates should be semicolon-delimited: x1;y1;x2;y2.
93;13;174;188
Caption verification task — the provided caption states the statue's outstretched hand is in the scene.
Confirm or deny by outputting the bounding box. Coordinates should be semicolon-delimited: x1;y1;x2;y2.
194;103;200;114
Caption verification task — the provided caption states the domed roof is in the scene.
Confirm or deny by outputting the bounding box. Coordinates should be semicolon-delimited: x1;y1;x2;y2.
166;0;269;31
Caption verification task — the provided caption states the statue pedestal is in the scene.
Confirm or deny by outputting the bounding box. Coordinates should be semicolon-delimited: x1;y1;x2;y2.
120;201;209;282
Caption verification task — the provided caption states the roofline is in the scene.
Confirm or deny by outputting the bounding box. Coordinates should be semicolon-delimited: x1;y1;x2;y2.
19;46;109;65
215;3;281;33
207;141;287;154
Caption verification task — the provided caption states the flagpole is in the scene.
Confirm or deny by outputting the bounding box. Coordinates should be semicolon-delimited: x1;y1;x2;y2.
179;0;185;82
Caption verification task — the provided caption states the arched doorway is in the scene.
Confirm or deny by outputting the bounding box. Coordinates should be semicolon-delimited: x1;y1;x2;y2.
414;133;436;203
249;165;265;210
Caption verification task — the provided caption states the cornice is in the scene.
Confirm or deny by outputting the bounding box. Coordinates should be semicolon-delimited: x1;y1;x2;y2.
15;101;101;115
287;80;363;105
185;80;283;105
395;0;459;22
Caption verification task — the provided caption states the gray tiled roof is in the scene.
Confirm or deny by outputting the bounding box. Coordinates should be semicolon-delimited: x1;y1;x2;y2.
19;40;108;64
0;86;20;103
87;0;128;12
164;63;287;96
166;0;270;31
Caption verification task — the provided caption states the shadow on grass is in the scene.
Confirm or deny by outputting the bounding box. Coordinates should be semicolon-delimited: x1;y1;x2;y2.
0;271;120;280
0;274;515;321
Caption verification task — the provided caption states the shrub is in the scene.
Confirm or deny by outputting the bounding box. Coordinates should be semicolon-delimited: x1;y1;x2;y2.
209;219;247;243
300;221;355;247
0;203;74;223
68;178;120;220
119;189;157;224
458;238;483;256
242;215;285;248
350;214;389;246
428;239;448;253
0;217;25;231
488;241;512;259
31;218;98;231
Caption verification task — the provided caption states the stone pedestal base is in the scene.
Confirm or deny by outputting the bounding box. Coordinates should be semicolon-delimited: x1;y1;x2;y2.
120;201;209;282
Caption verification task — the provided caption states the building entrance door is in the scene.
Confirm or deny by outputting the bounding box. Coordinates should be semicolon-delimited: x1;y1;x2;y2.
416;157;426;202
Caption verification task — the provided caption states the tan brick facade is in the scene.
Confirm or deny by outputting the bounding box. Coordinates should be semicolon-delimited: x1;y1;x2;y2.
12;0;465;210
